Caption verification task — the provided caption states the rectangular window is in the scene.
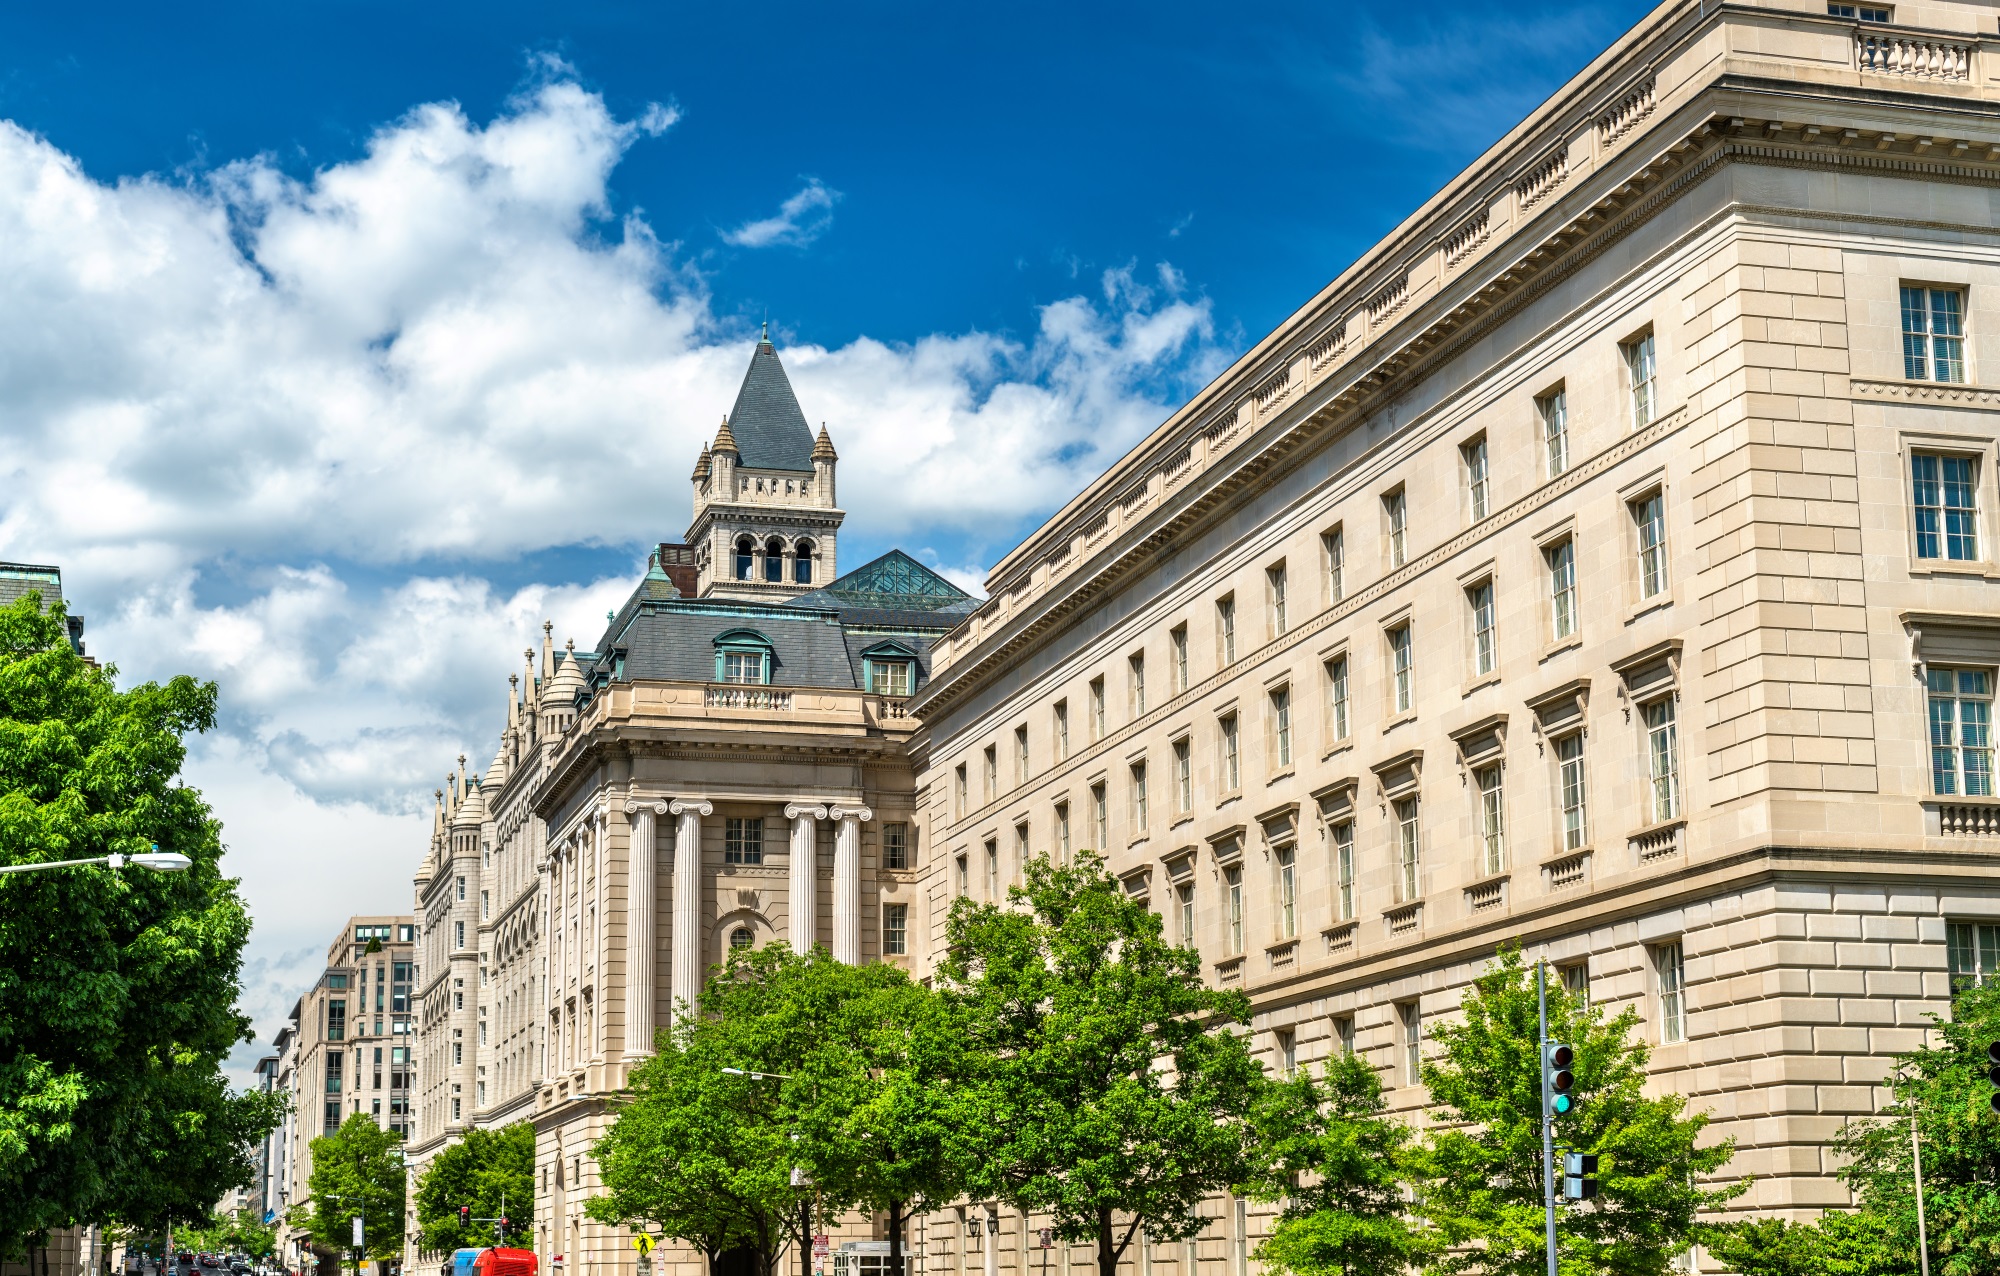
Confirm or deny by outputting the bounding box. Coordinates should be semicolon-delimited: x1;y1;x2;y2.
1323;528;1346;603
1560;962;1591;1006
457;875;466;901
722;650;764;684
1177;881;1196;946
1333;821;1355;921
454;921;465;949
1476;765;1505;876
1276;1028;1297;1079
1624;332;1658;427
1336;1015;1356;1056
1633;493;1668;599
325;1053;343;1093
1557;734;1589;851
983;745;998;801
1912;453;1980;562
1655;941;1687;1044
1399;1001;1422;1085
1468;581;1496;677
1225;865;1244;954
955;854;968;896
883;823;910;871
1271;686;1293;767
1055;802;1071;862
725;817;765;865
1053;699;1069;759
1388;624;1413;714
327;1000;347;1041
985;839;999;900
1218;596;1237;664
1130;761;1149;832
1644;699;1681;822
1268;563;1289;637
1174;738;1193;814
1327;656;1350;742
1539;389;1570;477
1171;625;1189;693
869;661;912;696
1220;714;1241;791
1546;539;1577;642
1385;488;1408;568
1394;798;1420;901
1014;823;1029;880
1275;846;1296;940
1464;437;1490;521
1129;653;1147;717
328;973;348;990
482;889;489;920
1092;783;1108;848
1902;286;1966;383
1947;921;2000;992
954;764;968;818
884;903;908;955
1928;668;1994;796
1014;725;1030;785
1090;677;1106;740
1828;3;1892;19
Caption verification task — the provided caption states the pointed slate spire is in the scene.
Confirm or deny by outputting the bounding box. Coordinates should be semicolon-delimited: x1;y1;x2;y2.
723;336;816;471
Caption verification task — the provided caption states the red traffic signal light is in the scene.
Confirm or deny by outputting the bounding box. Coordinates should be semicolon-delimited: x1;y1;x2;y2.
459;1207;471;1225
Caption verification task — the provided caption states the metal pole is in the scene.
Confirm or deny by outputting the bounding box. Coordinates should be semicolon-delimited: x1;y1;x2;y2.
1539;960;1557;1276
1912;1107;1930;1276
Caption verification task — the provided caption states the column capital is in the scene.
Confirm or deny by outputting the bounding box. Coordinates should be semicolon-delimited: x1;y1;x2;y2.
623;798;671;816
669;799;714;817
784;803;829;821
828;805;874;823
594;800;612;823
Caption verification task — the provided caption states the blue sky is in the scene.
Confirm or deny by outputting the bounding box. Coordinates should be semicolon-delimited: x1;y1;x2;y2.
0;0;1653;1071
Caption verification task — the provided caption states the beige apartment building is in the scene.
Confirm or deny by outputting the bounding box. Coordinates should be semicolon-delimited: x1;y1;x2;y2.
906;0;2000;1267
276;915;418;1270
405;336;975;1276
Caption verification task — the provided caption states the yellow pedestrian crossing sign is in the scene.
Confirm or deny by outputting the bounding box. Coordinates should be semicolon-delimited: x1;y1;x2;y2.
632;1236;655;1257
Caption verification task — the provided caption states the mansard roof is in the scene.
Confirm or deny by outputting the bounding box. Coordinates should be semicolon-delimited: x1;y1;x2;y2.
726;338;818;473
785;550;978;629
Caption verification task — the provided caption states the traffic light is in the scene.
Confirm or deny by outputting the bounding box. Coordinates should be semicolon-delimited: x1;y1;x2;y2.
1543;1043;1576;1117
1563;1151;1600;1201
1986;1040;2000;1116
459;1207;471;1227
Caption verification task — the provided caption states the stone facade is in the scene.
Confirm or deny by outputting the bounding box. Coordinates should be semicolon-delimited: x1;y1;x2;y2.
905;0;2000;1267
405;338;975;1276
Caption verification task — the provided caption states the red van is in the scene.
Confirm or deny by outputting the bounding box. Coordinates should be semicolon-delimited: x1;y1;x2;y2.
472;1251;537;1276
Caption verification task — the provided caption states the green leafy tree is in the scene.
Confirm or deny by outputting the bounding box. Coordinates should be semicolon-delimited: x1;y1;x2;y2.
936;851;1266;1276
1703;1213;1907;1276
301;1115;406;1266
1412;947;1741;1276
0;593;274;1250
1242;1050;1428;1276
1826;979;2000;1276
414;1121;536;1251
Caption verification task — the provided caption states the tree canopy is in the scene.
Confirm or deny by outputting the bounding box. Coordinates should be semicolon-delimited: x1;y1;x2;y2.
413;1121;536;1252
0;593;273;1251
301;1115;406;1262
1412;947;1741;1276
936;851;1266;1276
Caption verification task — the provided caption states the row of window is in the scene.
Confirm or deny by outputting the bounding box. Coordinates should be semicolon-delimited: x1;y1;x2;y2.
715;817;914;868
731;535;819;584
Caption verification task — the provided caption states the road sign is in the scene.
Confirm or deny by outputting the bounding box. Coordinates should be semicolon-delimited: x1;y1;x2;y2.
632;1238;655;1258
352;1220;364;1250
1037;1231;1053;1250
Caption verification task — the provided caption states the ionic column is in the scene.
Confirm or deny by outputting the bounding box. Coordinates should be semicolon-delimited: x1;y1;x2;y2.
827;805;873;964
669;800;712;1025
785;803;828;953
622;799;668;1057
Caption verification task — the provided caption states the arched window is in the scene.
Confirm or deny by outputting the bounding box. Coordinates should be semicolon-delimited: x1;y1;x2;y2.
730;927;753;950
734;536;755;581
763;537;786;582
793;539;815;585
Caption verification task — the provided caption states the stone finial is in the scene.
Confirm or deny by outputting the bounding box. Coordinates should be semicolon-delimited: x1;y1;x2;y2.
692;444;712;482
812;424;838;463
712;415;740;456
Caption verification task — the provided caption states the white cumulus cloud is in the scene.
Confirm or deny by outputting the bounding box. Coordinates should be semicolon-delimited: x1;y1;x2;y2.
720;176;841;248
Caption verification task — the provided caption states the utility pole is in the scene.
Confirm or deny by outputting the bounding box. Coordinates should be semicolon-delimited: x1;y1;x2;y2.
1911;1106;1930;1276
1538;960;1557;1276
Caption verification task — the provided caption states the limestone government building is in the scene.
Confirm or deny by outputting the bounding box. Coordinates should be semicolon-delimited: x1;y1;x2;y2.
405;1;2000;1274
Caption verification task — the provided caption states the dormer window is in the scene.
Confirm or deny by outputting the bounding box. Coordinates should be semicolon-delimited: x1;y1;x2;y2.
714;630;775;685
861;640;920;697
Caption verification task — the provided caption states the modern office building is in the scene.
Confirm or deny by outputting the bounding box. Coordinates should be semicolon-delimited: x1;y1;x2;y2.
906;0;2000;1267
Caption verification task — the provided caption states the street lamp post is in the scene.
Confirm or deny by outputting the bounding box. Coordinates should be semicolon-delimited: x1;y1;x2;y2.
0;845;193;875
721;1068;813;1276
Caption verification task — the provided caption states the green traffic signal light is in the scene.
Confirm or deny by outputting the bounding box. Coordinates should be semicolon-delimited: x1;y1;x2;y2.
1546;1043;1577;1116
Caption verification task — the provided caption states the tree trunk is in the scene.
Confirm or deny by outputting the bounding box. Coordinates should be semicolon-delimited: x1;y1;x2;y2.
1096;1209;1115;1276
886;1201;903;1276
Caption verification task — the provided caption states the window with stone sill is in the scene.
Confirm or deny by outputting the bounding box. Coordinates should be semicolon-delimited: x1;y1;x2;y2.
1275;845;1297;940
953;764;968;818
1654;941;1687;1044
1130;760;1149;832
1276;1027;1297;1079
1928;667;1994;797
1014;823;1029;882
1015;724;1030;785
1333;819;1356;921
1388;624;1414;715
1623;331;1658;429
985;839;999;901
1326;656;1351;744
1398;1001;1422;1086
1556;733;1589;852
1176;881;1196;946
1468;581;1497;678
1464;436;1491;522
1268;562;1290;638
1546;538;1578;643
1174;738;1193;814
1055;802;1071;862
1539;388;1571;477
1217;595;1238;665
954;854;969;896
1644;698;1682;823
1384;488;1409;569
1219;713;1242;792
1054;699;1070;759
1560;961;1591;1007
884;903;909;956
1092;783;1108;848
1171;625;1189;693
1129;652;1147;717
1912;452;1980;564
1632;492;1669;600
1271;686;1294;768
1323;527;1346;604
1394;797;1421;902
1335;1015;1356;1056
1902;286;1966;384
725;817;765;865
1090;677;1107;740
983;744;998;802
1225;865;1245;955
869;660;912;696
883;822;910;870
1948;921;1999;992
1476;764;1506;876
